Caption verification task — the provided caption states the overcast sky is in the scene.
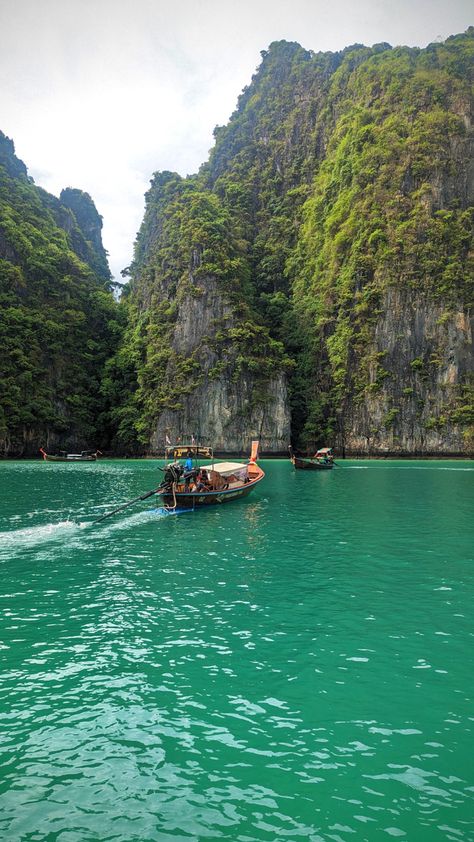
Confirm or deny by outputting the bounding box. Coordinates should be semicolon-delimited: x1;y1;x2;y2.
1;0;472;281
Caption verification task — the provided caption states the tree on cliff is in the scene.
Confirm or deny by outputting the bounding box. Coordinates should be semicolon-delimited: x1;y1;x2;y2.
0;131;121;456
111;28;473;454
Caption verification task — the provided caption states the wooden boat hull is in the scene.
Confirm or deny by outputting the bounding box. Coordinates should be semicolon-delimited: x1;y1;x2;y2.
159;468;265;509
39;448;99;462
42;454;98;462
290;454;334;470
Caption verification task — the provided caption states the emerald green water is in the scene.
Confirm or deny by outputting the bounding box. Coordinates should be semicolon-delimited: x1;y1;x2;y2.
0;459;473;841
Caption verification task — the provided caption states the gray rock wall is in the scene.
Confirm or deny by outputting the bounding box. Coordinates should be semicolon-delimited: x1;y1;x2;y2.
148;276;291;454
344;288;473;454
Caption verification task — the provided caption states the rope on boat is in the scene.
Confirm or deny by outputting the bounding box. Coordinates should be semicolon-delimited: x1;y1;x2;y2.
164;482;177;511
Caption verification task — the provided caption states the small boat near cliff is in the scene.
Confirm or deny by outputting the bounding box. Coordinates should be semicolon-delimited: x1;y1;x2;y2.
40;448;101;462
166;444;213;460
157;440;264;509
289;445;335;470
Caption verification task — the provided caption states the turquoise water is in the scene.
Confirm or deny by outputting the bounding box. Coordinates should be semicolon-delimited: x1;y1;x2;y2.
0;458;473;841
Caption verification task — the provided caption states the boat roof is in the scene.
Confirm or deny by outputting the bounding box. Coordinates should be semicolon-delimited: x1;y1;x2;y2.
316;447;332;454
209;461;248;476
166;444;213;458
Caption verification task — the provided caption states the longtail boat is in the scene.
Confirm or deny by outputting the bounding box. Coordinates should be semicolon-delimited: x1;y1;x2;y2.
40;447;101;462
165;443;213;460
156;440;264;509
289;445;335;470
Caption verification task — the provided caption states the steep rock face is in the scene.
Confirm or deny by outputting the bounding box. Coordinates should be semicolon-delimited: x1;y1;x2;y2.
0;132;118;456
330;96;474;455
345;289;473;454
426;98;474;213
0;133;27;179
117;30;473;456
149;276;290;454
0;133;110;280
288;31;474;455
59;188;110;281
120;170;291;454
150;371;289;455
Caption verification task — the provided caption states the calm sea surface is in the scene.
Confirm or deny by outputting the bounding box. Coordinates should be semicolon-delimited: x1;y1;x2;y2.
0;458;473;842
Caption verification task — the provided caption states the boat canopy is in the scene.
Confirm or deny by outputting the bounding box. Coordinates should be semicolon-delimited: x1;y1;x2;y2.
210;461;248;478
315;447;332;456
166;444;213;459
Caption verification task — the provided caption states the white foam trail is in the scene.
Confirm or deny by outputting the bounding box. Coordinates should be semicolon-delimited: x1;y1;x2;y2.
0;505;191;561
0;520;79;559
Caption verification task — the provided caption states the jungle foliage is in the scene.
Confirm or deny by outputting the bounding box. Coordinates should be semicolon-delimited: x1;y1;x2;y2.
114;29;473;450
0;132;121;455
2;28;473;454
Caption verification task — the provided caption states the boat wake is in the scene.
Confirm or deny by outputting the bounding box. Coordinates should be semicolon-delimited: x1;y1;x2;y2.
93;507;191;533
0;504;194;562
0;520;79;561
150;507;191;516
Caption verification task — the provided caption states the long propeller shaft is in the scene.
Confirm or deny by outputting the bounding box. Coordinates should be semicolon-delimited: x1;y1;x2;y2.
93;488;159;524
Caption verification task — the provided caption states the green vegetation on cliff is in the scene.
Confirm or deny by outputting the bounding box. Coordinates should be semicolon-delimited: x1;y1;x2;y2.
0;132;120;456
289;32;473;444
114;28;472;452
2;28;472;455
111;170;291;447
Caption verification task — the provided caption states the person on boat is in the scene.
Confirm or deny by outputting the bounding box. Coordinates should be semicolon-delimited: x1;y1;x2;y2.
195;470;209;491
182;452;194;491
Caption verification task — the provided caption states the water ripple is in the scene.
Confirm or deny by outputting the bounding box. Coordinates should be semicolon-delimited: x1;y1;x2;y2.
0;459;473;840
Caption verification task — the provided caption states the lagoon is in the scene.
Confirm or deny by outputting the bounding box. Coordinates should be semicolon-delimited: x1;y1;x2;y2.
0;458;473;841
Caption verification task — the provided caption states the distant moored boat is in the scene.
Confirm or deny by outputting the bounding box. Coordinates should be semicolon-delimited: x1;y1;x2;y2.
289;445;335;470
39;448;101;462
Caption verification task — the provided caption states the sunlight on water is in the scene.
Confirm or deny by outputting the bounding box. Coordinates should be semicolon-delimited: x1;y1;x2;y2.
0;458;473;841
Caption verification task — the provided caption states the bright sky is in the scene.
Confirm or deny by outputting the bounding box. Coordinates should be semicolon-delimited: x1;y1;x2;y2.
1;0;472;281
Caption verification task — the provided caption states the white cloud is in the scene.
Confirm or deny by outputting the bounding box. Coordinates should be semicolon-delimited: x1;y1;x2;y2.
1;0;472;280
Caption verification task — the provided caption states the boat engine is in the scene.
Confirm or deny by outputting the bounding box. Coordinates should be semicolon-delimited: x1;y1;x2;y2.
183;468;199;481
161;462;184;489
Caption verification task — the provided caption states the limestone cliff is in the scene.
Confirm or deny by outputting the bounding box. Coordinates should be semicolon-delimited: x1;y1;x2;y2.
345;290;473;454
59;187;110;282
342;93;474;455
127;171;291;454
291;34;474;455
148;275;290;455
118;30;473;456
0;132;118;456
